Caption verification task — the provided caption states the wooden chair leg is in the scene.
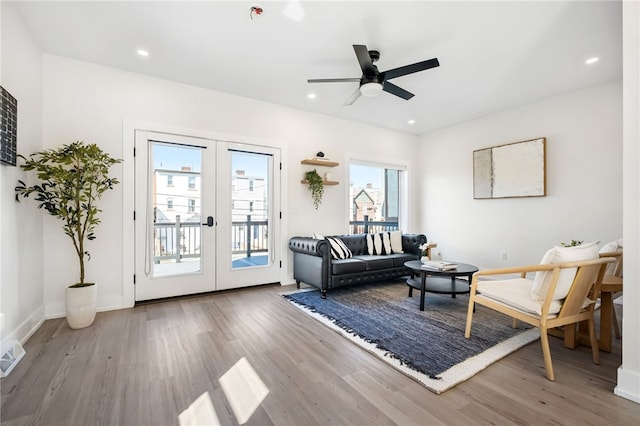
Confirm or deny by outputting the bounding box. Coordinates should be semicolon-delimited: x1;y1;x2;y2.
540;327;555;381
511;318;519;329
588;317;601;365
464;296;475;338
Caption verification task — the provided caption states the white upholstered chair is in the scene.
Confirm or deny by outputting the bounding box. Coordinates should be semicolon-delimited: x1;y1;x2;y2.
465;251;614;381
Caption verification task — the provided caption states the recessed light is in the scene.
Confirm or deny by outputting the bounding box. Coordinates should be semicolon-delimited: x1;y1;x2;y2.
137;49;149;57
585;57;599;65
408;119;415;125
307;93;317;100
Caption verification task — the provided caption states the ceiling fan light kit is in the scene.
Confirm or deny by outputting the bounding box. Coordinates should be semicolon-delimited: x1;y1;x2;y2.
308;44;439;105
360;82;383;97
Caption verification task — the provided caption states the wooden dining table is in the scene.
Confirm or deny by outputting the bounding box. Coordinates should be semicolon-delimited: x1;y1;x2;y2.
561;274;622;353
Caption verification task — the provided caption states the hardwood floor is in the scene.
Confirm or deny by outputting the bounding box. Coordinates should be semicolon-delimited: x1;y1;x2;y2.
1;284;638;425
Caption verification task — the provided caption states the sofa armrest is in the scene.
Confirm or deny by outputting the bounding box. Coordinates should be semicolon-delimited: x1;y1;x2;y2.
289;237;332;294
402;234;428;255
288;237;330;257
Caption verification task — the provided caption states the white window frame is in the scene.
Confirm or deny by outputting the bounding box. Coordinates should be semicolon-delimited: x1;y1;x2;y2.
345;154;408;234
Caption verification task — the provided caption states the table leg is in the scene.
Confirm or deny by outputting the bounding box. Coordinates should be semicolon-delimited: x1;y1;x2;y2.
451;276;456;298
420;273;426;311
600;292;613;352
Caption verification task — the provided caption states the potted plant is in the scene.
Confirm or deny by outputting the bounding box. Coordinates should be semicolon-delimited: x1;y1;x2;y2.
15;141;121;329
304;169;324;209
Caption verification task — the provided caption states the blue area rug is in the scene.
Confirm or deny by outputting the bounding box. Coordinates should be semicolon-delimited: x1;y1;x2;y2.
284;281;539;394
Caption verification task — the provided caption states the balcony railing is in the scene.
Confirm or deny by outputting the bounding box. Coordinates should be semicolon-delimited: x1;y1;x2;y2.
153;215;268;263
349;215;399;234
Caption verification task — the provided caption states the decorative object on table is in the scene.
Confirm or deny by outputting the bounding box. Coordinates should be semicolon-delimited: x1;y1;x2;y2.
419;242;437;262
15;141;122;329
420;260;458;271
0;85;18;166
283;281;538;394
303;169;324;209
473;137;546;199
560;239;583;247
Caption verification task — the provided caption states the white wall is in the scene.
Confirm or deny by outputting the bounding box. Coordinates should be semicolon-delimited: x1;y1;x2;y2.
41;54;420;316
617;0;640;404
0;3;45;348
418;80;622;268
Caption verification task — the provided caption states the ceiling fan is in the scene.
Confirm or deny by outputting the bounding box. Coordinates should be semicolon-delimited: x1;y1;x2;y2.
308;44;439;106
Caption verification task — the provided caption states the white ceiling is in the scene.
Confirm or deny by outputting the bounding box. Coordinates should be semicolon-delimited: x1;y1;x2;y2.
10;1;622;135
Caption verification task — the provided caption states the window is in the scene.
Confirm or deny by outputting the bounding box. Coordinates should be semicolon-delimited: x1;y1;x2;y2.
188;199;195;213
167;198;174;210
249;180;254;192
349;161;405;234
167;175;173;186
188;176;195;190
249;201;254;213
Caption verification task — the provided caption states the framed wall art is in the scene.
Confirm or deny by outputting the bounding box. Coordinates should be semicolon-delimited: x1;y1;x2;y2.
1;85;18;166
473;137;546;199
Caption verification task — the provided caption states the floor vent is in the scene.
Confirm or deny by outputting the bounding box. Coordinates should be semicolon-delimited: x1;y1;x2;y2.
0;341;25;378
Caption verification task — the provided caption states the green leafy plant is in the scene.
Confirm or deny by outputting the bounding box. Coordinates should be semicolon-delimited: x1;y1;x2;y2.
15;141;122;287
304;169;324;209
560;239;584;247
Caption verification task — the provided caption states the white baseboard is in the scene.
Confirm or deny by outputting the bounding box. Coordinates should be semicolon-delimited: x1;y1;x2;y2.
45;294;128;319
1;305;46;349
615;367;640;404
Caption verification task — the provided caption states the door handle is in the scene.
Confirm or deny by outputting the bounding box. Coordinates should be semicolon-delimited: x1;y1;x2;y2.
203;216;214;227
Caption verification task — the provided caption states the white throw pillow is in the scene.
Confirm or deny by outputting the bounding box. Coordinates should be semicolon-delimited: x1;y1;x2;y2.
530;241;600;301
599;241;619;254
599;240;622;275
312;233;325;240
389;230;404;254
326;236;352;260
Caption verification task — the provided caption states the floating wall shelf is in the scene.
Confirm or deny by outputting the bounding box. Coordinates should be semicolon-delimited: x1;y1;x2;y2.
301;159;339;167
301;158;340;185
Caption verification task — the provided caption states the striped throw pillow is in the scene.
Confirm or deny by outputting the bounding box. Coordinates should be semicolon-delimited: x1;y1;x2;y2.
326;236;353;260
366;233;391;255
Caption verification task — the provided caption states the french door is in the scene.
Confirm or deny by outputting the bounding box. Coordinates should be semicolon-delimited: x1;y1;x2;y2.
134;131;281;301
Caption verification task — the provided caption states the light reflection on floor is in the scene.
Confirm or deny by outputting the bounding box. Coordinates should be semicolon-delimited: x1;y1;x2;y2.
178;391;220;426
219;357;270;425
178;357;269;425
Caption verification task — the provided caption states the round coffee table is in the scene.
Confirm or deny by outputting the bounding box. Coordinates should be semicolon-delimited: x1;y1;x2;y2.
404;260;479;311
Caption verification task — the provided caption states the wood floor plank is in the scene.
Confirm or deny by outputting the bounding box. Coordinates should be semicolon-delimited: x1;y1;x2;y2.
1;284;638;426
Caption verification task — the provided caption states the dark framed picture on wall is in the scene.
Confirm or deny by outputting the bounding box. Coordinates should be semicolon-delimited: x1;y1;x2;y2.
1;85;18;166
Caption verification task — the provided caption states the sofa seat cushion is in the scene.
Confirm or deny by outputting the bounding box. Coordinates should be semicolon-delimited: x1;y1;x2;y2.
386;253;418;267
332;258;366;275
352;255;394;271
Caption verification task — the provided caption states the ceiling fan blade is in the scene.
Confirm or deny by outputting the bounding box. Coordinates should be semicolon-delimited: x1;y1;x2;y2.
382;58;440;81
308;78;361;83
382;81;414;100
343;87;362;106
353;44;375;75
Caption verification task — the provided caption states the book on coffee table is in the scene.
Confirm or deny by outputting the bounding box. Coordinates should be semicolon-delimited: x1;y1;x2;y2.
421;260;458;271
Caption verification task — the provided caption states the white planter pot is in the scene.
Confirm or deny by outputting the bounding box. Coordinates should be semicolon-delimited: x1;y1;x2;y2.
65;284;97;329
421;256;431;264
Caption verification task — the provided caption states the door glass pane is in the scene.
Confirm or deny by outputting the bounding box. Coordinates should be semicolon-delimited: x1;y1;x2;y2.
349;164;401;233
151;142;202;277
231;151;270;269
